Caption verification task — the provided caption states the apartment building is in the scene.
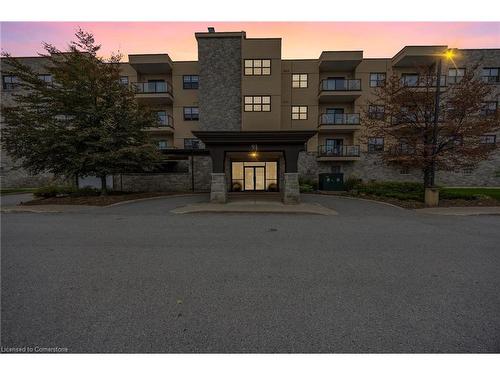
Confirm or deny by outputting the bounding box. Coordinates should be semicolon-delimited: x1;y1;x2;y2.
1;29;499;202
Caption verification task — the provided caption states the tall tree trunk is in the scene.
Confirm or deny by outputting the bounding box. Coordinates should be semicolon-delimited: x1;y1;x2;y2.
423;166;433;188
100;175;108;195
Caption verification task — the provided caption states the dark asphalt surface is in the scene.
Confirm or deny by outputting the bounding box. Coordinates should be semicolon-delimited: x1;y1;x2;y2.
1;194;499;353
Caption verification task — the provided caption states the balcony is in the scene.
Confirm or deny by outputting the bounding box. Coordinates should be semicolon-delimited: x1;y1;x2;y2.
318;113;361;131
401;75;447;87
132;81;173;105
318;79;362;103
317;145;361;161
146;114;174;133
319;51;363;72
129;54;173;74
392;46;448;68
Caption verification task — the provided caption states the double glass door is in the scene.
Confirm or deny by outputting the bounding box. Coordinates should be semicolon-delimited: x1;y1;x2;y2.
244;166;265;191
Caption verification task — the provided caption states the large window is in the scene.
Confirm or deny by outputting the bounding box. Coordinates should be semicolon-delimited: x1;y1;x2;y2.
38;74;53;83
402;74;419;87
244;96;271;112
481;68;499;83
369;73;386;87
291;106;308;120
368;137;384;152
368;105;385;119
157;140;168;150
183;107;199;121
2;75;18;90
481;101;498;116
448;68;465;84
292;74;308;88
183;75;199;89
244;59;271;76
156;111;169;126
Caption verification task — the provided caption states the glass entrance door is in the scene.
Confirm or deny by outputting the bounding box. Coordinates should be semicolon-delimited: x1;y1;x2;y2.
244;166;265;191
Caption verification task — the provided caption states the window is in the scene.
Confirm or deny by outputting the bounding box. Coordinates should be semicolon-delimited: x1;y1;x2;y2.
463;167;473;175
481;68;499;83
2;75;18;90
368;137;384;152
183;75;199;89
402;73;419;86
38;74;53;83
156;111;168;126
244;59;271;76
184;138;204;149
451;135;463;146
119;76;129;85
481;101;498;116
244;96;271;112
480;135;496;145
368;105;385;119
291;106;308;120
399;167;410;175
158;140;168;150
369;73;386;87
183;107;199;121
292;74;308;88
448;68;465;84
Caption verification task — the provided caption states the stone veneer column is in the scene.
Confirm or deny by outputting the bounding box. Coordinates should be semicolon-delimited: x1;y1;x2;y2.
210;173;227;203
282;173;300;205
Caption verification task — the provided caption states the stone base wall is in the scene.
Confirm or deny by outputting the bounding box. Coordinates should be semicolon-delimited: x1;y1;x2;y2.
298;151;500;187
210;173;227;203
0;151;60;188
282;173;300;204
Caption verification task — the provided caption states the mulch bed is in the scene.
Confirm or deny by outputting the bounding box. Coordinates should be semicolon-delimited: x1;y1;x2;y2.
20;192;194;207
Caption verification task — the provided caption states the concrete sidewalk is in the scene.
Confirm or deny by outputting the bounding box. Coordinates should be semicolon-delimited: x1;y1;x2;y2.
415;206;500;216
171;200;337;215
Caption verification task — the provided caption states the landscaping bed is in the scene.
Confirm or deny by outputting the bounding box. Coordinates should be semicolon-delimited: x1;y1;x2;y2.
21;191;192;206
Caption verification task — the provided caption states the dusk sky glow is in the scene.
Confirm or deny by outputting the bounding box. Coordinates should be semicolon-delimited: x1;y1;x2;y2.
1;22;499;61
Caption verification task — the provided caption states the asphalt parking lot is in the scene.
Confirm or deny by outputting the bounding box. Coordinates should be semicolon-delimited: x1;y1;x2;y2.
1;194;499;353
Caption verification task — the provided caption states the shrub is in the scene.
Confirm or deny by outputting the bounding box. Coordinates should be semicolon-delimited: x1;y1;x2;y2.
299;177;317;193
34;185;101;198
439;190;480;200
356;181;424;201
343;176;362;191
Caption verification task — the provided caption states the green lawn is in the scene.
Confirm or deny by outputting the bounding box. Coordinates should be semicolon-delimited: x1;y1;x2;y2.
441;187;500;201
0;188;37;195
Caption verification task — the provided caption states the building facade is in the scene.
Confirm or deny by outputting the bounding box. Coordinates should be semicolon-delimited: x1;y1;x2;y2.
1;29;499;201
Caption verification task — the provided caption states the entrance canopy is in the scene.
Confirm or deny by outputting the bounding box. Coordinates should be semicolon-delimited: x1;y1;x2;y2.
192;131;316;173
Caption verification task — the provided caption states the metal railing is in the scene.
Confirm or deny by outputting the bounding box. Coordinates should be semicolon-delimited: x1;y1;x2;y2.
132;81;172;94
401;75;447;87
319;113;360;125
319;79;361;92
318;145;360;157
157;114;174;128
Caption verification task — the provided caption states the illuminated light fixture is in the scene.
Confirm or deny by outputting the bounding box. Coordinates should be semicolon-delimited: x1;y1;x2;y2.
249;144;259;158
444;49;455;60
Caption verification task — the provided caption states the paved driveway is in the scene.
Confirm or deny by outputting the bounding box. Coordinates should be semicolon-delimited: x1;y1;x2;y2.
1;194;499;353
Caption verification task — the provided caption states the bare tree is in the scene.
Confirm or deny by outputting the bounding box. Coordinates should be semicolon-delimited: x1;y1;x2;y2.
363;65;499;188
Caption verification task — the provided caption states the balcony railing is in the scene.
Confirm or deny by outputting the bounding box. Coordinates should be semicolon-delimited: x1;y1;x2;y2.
318;145;360;157
319;113;360;125
401;75;447;87
157;114;174;128
319;79;361;92
132;81;172;94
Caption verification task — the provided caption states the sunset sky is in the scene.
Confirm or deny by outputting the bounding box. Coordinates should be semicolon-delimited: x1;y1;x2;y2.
1;22;499;61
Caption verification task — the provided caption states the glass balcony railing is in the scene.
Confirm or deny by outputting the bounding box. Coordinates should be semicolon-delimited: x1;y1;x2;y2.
157;114;174;128
318;145;360;157
132;81;172;94
319;113;360;125
401;75;447;87
319;79;361;92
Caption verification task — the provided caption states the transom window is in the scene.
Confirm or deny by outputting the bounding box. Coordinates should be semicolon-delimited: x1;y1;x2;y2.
369;73;386;87
244;59;271;76
292;74;308;88
481;68;499;83
119;76;129;85
480;135;496;144
2;75;19;90
291;106;308;120
368;105;385;119
183;75;199;89
448;68;465;84
158;140;168;150
244;96;271;112
183;107;199;121
368;137;384;152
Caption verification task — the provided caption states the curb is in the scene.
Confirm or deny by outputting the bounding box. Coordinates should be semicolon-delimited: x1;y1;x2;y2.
302;192;407;210
104;193;207;207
